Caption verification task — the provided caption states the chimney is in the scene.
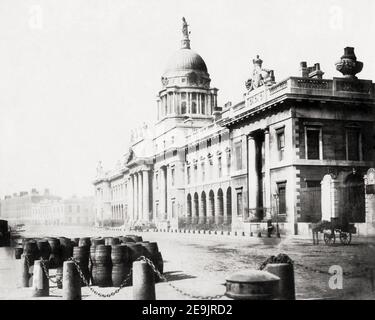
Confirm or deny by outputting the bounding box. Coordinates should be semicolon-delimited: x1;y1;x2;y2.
308;63;324;79
300;61;308;77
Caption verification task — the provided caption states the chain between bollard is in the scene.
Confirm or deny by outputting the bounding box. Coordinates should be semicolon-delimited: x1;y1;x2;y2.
138;256;225;300
69;257;133;298
40;259;58;284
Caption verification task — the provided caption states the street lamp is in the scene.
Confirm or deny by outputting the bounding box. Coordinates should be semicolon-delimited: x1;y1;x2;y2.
272;193;281;238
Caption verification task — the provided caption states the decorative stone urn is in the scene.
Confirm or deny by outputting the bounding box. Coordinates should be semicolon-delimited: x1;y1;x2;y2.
335;47;363;79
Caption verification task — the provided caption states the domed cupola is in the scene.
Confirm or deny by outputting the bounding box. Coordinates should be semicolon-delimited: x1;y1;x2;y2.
157;18;219;123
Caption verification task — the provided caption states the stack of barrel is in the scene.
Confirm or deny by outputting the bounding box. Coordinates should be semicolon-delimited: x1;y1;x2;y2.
15;234;164;288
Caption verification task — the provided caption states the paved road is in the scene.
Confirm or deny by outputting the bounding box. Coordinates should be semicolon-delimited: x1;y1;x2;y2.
1;225;374;300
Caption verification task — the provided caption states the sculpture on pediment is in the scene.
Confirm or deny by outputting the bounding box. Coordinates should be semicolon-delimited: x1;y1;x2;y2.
245;55;275;91
125;148;135;164
96;161;104;176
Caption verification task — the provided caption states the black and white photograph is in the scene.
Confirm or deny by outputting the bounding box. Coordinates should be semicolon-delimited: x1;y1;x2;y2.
0;0;375;308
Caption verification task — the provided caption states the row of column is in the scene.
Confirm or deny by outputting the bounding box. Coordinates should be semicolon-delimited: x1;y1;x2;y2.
158;91;217;118
128;170;150;222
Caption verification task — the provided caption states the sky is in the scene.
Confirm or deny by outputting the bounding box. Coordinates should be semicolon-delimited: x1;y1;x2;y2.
0;0;375;198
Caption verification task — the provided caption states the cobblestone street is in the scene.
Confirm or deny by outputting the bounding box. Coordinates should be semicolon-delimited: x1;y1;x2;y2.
0;225;374;300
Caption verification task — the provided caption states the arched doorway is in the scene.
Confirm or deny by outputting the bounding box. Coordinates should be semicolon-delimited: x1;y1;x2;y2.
343;172;365;222
186;194;192;224
200;191;207;224
217;189;224;224
193;192;199;224
226;187;232;225
208;190;215;224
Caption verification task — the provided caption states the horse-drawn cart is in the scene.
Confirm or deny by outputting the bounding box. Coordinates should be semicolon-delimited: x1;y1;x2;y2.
312;217;356;245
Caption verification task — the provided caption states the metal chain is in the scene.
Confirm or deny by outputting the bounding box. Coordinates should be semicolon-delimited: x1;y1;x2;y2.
139;256;225;300
69;258;133;298
39;259;58;284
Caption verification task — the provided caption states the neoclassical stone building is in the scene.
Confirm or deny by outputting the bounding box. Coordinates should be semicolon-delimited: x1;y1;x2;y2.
93;19;375;235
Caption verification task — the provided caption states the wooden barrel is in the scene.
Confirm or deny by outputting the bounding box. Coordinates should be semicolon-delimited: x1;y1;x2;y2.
111;245;131;287
141;242;159;263
105;237;120;246
122;236;136;243
125;243;144;263
59;237;73;261
23;240;39;265
46;238;62;269
73;246;90;286
111;245;129;264
91;238;105;247
78;237;91;247
36;240;51;260
70;238;80;247
92;245;112;287
126;235;143;242
14;246;23;259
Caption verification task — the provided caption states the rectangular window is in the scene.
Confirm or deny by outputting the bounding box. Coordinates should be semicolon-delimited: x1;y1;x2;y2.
181;93;187;114
172;200;176;219
201;94;205;114
346;129;360;161
218;157;222;178
191;93;197;113
187;167;191;185
306;127;321;160
201;162;205;181
155;203;159;218
77;205;80;213
237;192;243;216
277;182;287;215
235;142;242;170
155;173;159;189
171;168;175;186
276;129;285;161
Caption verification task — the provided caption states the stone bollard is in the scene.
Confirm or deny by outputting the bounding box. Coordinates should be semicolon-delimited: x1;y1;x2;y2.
31;260;49;297
265;263;295;300
133;261;156;300
62;261;81;300
20;255;31;288
225;270;280;300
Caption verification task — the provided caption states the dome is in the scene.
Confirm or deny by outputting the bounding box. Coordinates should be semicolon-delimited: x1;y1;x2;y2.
164;49;208;75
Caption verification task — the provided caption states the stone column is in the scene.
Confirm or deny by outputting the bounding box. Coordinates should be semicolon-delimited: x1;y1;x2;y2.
134;173;138;221
364;168;375;236
128;176;133;221
160;168;167;220
248;135;259;220
264;129;271;218
143;170;150;221
138;171;143;221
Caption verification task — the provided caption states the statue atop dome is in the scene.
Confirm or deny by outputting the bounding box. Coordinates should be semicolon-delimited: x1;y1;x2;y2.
181;17;191;49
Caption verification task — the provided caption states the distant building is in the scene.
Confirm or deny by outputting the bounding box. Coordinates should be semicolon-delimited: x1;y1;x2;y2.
31;196;95;226
0;189;61;223
93;19;375;236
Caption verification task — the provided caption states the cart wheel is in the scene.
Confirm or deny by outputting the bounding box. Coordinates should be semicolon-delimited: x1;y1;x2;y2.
339;232;352;245
324;231;336;245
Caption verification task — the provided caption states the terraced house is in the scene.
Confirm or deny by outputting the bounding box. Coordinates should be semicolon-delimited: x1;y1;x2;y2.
93;19;375;236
